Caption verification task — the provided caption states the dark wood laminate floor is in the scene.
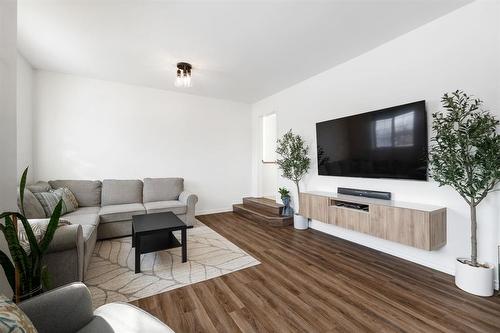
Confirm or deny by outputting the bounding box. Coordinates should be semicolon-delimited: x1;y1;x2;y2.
131;212;500;332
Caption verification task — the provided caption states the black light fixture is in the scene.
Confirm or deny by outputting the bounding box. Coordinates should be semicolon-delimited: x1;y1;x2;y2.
175;62;192;87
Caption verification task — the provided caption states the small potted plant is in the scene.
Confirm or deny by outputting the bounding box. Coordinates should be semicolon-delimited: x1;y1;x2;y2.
276;129;311;229
429;91;500;296
0;167;63;302
278;187;292;216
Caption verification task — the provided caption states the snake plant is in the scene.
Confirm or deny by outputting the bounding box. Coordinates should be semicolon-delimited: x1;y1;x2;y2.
0;167;62;301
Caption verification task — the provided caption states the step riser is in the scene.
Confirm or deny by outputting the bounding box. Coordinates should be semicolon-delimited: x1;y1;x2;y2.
242;198;283;215
233;205;293;227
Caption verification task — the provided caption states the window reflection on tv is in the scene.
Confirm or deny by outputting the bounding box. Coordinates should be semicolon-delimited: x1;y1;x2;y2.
316;101;428;181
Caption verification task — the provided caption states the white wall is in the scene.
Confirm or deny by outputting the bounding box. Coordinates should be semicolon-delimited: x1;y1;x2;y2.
260;164;277;198
0;0;17;211
261;113;277;197
262;113;277;162
252;0;500;280
0;0;17;297
17;53;34;183
34;71;252;214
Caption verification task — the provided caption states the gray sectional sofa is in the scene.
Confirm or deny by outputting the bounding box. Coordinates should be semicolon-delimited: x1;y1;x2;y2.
20;178;198;289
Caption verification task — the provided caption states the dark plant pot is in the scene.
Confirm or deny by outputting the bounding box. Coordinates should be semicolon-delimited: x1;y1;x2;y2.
13;284;43;303
281;196;292;216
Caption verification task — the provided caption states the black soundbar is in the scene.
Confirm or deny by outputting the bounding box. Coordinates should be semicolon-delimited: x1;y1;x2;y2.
338;187;391;200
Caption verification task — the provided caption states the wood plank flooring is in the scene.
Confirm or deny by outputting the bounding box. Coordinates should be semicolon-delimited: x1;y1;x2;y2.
131;212;500;332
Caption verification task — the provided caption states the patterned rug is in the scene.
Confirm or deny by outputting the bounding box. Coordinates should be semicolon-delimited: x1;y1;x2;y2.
85;220;259;307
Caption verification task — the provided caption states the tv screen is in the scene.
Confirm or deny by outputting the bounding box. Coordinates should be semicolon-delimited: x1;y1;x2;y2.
316;101;428;180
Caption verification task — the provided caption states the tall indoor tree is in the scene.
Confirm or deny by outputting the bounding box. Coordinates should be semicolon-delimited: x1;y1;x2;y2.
429;90;500;295
276;129;311;229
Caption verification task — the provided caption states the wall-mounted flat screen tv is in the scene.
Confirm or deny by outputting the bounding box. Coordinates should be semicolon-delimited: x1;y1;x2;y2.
316;101;428;180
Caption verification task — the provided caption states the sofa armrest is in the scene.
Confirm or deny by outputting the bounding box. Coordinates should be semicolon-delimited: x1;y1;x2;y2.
179;191;198;207
47;224;83;253
44;224;85;287
179;191;198;226
19;282;93;333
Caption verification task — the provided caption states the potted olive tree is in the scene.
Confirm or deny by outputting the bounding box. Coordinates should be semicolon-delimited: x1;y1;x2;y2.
429;91;500;296
276;129;311;229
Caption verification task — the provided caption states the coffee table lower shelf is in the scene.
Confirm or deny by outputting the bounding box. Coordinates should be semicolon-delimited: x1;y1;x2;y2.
132;229;187;273
132;212;191;274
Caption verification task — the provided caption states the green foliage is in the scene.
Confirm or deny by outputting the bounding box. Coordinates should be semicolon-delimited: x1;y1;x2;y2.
0;167;62;300
429;91;500;205
276;130;311;213
429;90;500;265
278;187;290;198
276;129;311;194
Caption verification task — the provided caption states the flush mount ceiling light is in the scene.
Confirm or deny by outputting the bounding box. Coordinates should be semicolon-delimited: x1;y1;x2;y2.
175;62;192;88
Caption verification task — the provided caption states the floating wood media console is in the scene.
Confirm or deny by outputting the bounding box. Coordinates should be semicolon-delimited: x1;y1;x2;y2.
299;191;447;251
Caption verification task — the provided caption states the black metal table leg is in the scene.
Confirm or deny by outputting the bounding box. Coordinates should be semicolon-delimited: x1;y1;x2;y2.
132;224;135;247
181;229;187;263
135;235;141;273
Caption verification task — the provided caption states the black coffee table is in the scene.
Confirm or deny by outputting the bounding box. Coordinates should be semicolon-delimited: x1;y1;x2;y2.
132;211;191;273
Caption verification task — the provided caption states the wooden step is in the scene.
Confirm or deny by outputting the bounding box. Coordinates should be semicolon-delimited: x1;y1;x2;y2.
242;197;284;216
233;204;293;227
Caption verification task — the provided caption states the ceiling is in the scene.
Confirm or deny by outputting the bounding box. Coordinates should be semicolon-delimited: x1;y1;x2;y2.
18;0;470;103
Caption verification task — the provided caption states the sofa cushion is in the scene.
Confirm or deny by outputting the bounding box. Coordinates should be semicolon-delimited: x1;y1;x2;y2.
143;201;187;215
66;207;101;215
18;188;46;219
27;181;51;193
99;203;146;223
101;179;143;206
143;178;183;202
49;180;102;207
64;207;100;227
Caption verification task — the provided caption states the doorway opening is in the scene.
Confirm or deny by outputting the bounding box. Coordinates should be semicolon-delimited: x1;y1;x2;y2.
260;113;277;199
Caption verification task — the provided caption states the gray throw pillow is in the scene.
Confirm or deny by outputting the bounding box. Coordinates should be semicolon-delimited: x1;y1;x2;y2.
18;188;46;219
33;190;64;216
60;187;78;213
33;188;78;216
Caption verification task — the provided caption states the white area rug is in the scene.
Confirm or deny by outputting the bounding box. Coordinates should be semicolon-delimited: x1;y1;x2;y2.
85;220;259;307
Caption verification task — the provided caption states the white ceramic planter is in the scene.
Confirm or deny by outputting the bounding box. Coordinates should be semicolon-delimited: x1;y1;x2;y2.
293;214;309;230
455;258;494;297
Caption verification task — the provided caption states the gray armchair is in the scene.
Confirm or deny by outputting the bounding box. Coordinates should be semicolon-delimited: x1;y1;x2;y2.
19;283;174;333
